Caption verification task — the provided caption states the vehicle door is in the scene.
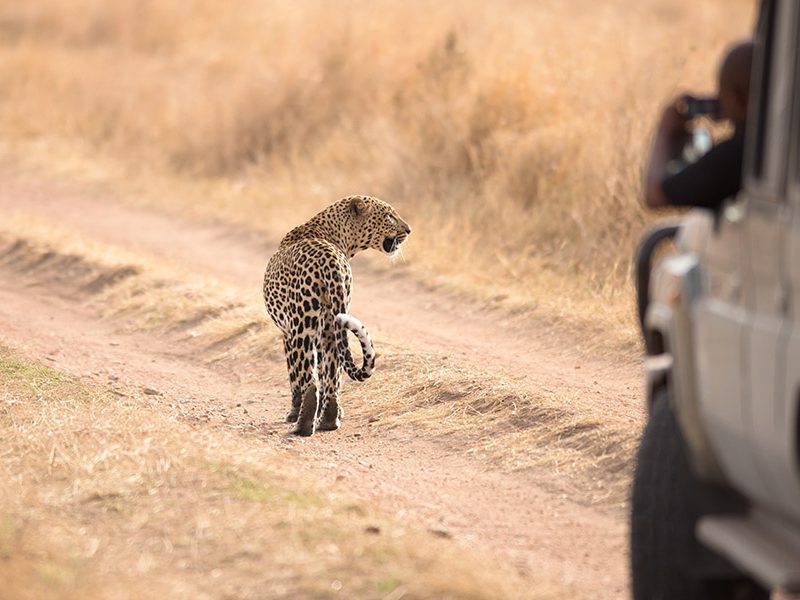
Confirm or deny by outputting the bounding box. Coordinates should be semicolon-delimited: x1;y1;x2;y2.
742;0;800;521
693;0;796;512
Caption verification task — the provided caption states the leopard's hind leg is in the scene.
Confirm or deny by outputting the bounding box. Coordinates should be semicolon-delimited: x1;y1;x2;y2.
316;279;348;431
294;383;318;437
316;327;343;431
285;333;318;436
283;336;302;423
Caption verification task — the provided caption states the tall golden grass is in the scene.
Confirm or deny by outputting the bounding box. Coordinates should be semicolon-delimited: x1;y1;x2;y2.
0;0;755;337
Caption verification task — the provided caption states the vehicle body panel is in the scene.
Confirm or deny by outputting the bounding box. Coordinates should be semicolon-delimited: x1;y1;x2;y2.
638;0;800;589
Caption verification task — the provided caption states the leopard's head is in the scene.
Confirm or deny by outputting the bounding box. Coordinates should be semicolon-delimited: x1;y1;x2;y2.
344;195;411;256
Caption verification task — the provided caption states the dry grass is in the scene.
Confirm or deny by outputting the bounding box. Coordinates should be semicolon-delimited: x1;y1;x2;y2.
0;344;549;600
0;211;638;510
364;347;637;507
0;0;755;339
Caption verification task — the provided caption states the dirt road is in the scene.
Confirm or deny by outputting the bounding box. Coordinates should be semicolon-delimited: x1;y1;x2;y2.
0;170;643;599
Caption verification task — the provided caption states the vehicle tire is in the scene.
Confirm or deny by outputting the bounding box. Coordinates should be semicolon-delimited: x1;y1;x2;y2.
630;392;770;600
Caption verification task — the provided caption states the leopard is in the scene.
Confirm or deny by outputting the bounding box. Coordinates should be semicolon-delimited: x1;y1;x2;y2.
263;195;411;436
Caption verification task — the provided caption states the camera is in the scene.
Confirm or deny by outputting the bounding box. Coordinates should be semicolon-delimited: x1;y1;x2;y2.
676;95;720;118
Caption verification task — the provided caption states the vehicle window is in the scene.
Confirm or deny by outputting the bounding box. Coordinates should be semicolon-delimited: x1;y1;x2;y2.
793;6;800;185
751;0;776;181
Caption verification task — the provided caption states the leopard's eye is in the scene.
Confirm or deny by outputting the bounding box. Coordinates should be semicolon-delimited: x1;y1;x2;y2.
386;214;397;224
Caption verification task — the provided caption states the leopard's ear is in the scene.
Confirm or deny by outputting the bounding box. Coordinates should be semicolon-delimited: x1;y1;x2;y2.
348;196;368;218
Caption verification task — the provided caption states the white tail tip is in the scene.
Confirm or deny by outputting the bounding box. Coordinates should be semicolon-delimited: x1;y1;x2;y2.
335;313;363;330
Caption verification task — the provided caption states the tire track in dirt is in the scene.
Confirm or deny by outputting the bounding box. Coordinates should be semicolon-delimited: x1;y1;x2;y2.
0;169;643;427
0;170;638;598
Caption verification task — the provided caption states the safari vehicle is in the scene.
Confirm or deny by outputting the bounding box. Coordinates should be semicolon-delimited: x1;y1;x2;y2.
630;0;800;598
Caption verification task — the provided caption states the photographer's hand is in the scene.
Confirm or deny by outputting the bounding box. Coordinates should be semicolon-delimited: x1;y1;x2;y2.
643;97;691;208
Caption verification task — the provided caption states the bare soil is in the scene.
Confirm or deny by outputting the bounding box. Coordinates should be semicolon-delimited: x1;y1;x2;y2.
0;169;643;599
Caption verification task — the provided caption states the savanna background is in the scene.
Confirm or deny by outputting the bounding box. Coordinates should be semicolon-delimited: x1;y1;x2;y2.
0;1;757;598
0;0;755;341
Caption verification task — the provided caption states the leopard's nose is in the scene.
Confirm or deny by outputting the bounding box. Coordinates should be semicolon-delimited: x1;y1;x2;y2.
402;222;411;235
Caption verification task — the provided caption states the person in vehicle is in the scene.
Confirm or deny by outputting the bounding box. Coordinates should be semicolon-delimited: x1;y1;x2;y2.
643;41;754;210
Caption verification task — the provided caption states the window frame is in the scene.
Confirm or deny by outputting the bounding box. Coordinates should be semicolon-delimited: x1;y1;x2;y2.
742;0;795;204
786;0;800;207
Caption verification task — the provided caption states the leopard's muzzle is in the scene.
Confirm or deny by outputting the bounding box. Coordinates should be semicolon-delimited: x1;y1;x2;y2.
382;236;397;253
383;233;408;254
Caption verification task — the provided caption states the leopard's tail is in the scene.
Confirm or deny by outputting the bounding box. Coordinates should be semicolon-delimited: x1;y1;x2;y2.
334;313;375;382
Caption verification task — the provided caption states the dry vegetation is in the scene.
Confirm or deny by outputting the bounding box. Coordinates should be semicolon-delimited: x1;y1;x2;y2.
0;343;545;599
0;0;755;340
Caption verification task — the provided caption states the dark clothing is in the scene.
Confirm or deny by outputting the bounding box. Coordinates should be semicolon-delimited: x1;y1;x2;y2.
661;128;745;211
